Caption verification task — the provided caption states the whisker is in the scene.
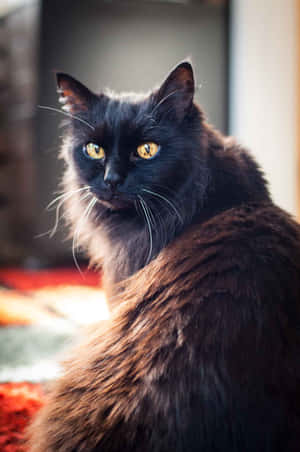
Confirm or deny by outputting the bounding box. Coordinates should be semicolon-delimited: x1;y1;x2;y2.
141;197;156;229
142;188;184;225
150;183;179;198
35;187;91;239
49;191;92;238
138;195;153;265
46;186;90;210
72;197;97;275
38;105;95;131
134;200;141;217
149;198;167;249
34;230;53;239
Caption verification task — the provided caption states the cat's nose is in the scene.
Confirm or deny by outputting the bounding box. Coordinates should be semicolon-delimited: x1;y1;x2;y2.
104;166;123;191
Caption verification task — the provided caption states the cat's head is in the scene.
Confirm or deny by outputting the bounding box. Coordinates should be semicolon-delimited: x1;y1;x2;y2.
56;62;209;229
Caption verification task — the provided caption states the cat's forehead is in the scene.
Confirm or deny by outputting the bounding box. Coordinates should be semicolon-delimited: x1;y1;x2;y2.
92;91;154;135
101;90;152;119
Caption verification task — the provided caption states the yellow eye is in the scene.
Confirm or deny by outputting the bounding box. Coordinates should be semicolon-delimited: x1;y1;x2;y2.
136;142;160;160
84;142;105;160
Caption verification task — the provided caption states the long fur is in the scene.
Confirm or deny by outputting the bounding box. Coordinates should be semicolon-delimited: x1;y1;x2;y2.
28;63;300;451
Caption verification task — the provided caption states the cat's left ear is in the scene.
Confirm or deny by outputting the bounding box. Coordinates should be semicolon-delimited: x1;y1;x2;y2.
156;61;195;120
56;73;96;114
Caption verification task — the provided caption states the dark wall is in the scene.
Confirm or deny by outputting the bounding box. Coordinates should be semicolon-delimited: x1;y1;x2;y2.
35;0;229;263
0;3;39;266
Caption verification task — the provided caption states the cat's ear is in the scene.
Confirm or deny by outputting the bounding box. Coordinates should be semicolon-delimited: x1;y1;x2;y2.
156;61;195;120
56;73;96;114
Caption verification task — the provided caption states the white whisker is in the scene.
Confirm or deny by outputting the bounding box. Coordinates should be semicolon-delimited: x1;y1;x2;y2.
142;188;183;225
141;198;156;228
138;195;153;265
149;198;167;248
46;186;90;210
49;191;92;238
35;187;91;239
38;105;95;131
72;197;97;275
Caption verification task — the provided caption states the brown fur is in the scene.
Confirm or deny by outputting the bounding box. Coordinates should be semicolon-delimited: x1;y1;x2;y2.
28;63;300;451
28;202;300;451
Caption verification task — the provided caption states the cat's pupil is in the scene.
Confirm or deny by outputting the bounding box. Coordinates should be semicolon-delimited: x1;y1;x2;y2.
145;144;150;153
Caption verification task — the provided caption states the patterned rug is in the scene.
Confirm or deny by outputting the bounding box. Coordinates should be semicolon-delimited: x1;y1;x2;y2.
0;267;107;452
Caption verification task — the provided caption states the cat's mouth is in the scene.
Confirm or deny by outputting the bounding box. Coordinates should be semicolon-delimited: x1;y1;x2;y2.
95;192;134;211
98;198;133;210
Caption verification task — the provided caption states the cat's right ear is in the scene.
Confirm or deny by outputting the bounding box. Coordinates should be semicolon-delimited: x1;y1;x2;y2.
56;73;96;114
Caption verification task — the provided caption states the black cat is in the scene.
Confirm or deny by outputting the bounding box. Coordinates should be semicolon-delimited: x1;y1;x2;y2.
29;62;300;451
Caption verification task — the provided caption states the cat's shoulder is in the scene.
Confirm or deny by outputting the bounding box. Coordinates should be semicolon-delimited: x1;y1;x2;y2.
166;202;300;271
195;201;299;246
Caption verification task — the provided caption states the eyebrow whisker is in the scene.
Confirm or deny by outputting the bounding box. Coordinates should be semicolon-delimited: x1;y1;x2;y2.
38;105;95;131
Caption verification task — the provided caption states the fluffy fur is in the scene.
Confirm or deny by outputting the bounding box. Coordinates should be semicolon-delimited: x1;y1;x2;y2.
29;62;300;451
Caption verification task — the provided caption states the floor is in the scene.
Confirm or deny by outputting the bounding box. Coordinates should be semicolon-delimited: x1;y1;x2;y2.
0;267;107;451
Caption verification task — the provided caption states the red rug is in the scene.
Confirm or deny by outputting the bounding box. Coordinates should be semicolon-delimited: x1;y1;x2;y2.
0;267;103;452
0;268;100;291
0;383;44;452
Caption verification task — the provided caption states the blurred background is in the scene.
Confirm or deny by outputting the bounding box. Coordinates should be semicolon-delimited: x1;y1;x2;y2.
0;0;298;267
0;2;299;443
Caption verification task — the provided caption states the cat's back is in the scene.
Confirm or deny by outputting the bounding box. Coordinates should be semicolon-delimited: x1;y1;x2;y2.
181;200;300;265
162;200;300;304
29;202;300;452
146;200;300;451
110;201;300;451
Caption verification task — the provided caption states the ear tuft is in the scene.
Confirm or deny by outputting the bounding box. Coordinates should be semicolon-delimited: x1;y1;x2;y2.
156;61;195;120
56;73;94;114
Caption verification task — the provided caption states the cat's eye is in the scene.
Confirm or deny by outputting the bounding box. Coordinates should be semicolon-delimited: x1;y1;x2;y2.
83;143;105;160
136;142;160;160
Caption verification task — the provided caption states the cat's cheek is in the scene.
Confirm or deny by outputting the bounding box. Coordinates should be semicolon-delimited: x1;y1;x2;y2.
73;153;104;184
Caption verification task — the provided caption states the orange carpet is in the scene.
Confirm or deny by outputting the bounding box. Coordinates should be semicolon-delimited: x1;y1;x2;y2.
0;267;103;452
